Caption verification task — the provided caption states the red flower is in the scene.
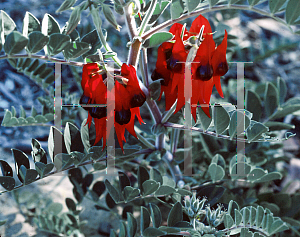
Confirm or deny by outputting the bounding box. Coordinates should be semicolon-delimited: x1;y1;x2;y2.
152;15;228;120
80;63;145;151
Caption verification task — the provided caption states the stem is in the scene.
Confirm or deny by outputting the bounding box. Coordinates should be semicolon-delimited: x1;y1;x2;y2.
141;48;149;88
161;100;177;124
141;4;293;41
134;127;156;149
0;54;84;67
138;0;157;36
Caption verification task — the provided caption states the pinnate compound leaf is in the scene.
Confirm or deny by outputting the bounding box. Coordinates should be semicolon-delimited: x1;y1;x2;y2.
213;105;230;135
123;186;140;201
63;41;90;59
41;13;60;36
0;10;17;42
150;203;162;228
264;82;278;117
54;153;73;171
269;0;287;14
143;227;166;237
64;122;85;154
47;33;71;56
56;0;76;13
150;168;163;184
105;179;120;203
208;163;225;183
0;160;13;177
171;0;184;20
12;148;30;182
246;121;268;142
48;126;68;163
155;185;176;196
229;110;251;139
142;180;159;195
246;90;262;121
127;213;137;237
19;165;38;185
22;12;41;37
143;32;173;48
148;1;171;24
235;209;243;226
141;206;151;233
285;0;300;25
270;220;289;235
4;31;28;55
224;214;234;229
0;176;15;191
35;162;54;178
167;202;182;227
26;31;48;53
81;29;103;58
207;0;219;7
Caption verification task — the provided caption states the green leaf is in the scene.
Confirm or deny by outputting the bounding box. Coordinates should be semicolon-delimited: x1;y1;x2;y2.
143;32;173;48
208;0;219;7
0;176;15;191
229;110;251;139
265;121;295;131
56;0;76;13
102;5;120;31
66;197;77;212
247;168;266;181
12;148;30;183
4;31;28;55
35;162;54;178
148;81;161;100
149;203;162;228
197;106;212;130
141;206;151;233
224;214;234;229
143;227;166;237
176;188;192;196
47;33;71;56
240;228;253;237
138;166;149;194
41;13;60;36
66;6;81;35
213;105;230;135
19;165;38;185
277;77;287;106
127;213;137;237
81;119;96;152
270;220;289;235
64;122;85;154
54;153;73;171
285;0;300;25
63;41;90;59
264;82;278;117
150;168;163;185
208;163;225;183
104;179;120;203
155;185;176;196
269;0;287;14
168;202;183;227
235;209;243;226
27;31;49;53
248;0;260;6
246;90;262;121
123;186;140;201
148;1;171;24
142;180;160;195
81;29;104;58
0;160;13;177
256;206;264;228
171;0;184;20
119;221;127;237
22;12;41;37
158;226;181;234
92;181;106;199
183;0;200;12
119;171;131;191
271;97;300;119
246;121;268;142
163;175;176;188
0;10;17;43
253;172;282;183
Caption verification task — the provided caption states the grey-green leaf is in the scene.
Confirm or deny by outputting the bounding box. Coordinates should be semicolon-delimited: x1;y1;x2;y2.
167;202;183;227
208;163;225;183
224;214;234;229
56;0;76;13
229;110;251;139
41;13;60;36
285;0;300;25
246;121;268;142
19;165;38;185
142;180;160;195
149;203;162;228
63;41;90;59
143;227;166;237
198;106;212;130
269;0;287;14
277;77;287;106
143;32;173;48
105;179;120;203
4;31;28;55
264;82;278;117
123;186;140;201
213;105;230;135
246;90;262;121
127;213;137;237
155;185;176;196
0;176;15;191
141;206;151;233
171;0;184;20
102;5;120;31
47;33;71;56
23;12;41;37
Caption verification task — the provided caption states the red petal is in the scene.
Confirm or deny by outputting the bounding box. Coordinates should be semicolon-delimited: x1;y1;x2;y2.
189;15;212;37
172;30;187;62
169;23;190;41
211;30;228;77
213;76;224;98
115;122;126;152
161;84;178;111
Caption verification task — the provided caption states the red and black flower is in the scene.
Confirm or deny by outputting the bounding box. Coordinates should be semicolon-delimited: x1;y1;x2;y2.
152;15;229;120
80;63;146;151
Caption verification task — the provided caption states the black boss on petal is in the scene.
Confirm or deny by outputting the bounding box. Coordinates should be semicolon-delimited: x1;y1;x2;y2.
130;93;146;108
90;107;107;119
115;109;131;125
215;61;229;76
167;55;182;73
196;64;214;81
80;94;91;111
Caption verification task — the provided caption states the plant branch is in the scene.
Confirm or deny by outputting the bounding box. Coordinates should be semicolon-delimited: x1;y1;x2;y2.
138;0;157;36
219;224;269;236
141;4;292;41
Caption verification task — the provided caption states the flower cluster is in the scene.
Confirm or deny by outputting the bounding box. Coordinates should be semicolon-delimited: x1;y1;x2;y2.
152;15;228;120
184;192;207;219
80;63;146;151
